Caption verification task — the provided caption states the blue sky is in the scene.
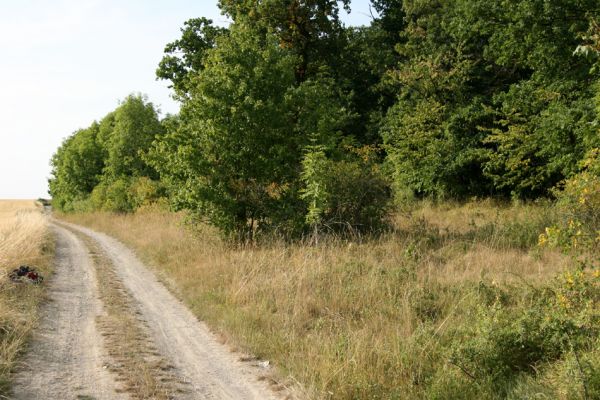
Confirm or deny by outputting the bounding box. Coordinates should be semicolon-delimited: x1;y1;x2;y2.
0;0;376;199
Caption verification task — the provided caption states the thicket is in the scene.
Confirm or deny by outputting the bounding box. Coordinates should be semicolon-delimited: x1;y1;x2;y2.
49;1;600;238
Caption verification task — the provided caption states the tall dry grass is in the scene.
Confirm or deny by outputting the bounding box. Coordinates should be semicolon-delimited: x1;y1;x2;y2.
0;200;51;395
60;201;568;399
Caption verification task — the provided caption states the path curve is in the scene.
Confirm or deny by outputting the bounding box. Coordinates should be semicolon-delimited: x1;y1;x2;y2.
58;220;285;400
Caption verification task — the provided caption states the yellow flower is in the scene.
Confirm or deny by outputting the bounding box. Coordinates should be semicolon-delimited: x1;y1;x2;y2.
566;274;574;286
558;294;570;309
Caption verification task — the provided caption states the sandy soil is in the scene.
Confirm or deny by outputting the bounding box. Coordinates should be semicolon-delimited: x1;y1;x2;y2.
13;220;286;399
11;224;128;400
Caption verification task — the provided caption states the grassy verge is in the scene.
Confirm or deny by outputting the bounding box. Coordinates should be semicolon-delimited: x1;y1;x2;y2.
77;233;181;399
0;201;52;396
60;200;577;399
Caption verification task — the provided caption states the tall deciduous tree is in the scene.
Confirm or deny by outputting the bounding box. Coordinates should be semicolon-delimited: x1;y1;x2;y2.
49;123;104;211
150;23;350;236
103;94;165;180
156;18;227;98
218;0;350;82
383;0;599;199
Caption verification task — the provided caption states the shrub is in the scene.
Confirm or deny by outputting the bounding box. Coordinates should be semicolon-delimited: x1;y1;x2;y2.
539;149;600;259
88;177;166;213
300;145;390;234
450;269;600;398
128;177;166;209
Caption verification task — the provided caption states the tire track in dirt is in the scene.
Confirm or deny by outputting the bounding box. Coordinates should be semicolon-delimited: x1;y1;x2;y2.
11;224;127;400
58;221;288;400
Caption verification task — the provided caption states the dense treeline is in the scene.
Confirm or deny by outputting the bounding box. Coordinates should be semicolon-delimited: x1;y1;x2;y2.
49;94;166;212
49;0;600;238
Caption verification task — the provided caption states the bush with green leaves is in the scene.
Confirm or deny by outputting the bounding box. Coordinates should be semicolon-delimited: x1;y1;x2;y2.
446;270;600;399
149;21;367;238
539;149;600;260
300;144;390;234
87;177;165;213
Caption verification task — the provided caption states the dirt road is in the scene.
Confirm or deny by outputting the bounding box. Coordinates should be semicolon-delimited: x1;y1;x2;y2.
11;224;127;400
11;221;286;400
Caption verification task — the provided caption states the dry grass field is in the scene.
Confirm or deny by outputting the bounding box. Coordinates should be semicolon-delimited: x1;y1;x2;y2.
0;200;51;394
60;200;574;399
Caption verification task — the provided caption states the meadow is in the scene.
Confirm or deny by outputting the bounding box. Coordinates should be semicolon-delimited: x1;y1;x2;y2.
0;200;51;394
59;199;599;399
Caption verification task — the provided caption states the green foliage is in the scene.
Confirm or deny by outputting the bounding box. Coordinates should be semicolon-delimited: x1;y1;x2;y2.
49;94;165;212
150;23;355;237
300;144;329;227
336;23;400;145
96;177;134;213
128;177;166;210
50;0;600;244
447;270;600;399
382;0;599;200
384;98;479;198
218;0;350;81
301;145;390;233
539;149;600;259
104;94;165;179
151;24;301;236
86;176;165;213
156;18;227;97
49;123;104;211
484;82;596;199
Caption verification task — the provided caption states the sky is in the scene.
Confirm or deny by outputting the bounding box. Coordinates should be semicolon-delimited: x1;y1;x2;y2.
0;0;375;199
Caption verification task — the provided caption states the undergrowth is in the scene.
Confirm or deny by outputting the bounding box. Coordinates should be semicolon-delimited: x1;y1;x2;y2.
59;200;594;399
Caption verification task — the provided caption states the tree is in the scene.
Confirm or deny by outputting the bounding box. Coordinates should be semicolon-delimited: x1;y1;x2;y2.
218;0;350;82
103;94;165;180
49;94;167;212
382;0;599;199
150;23;350;237
156;18;227;98
49;123;104;211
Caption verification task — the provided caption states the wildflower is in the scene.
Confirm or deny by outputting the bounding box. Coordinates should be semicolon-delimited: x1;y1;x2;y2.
565;273;574;286
558;294;570;309
538;233;548;247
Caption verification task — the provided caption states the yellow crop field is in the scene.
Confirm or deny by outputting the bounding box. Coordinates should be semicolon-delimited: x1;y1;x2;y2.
0;200;51;394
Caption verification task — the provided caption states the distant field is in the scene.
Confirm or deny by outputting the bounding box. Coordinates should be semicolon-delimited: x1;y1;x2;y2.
0;200;52;394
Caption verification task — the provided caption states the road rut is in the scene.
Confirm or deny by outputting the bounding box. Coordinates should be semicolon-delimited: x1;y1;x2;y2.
11;224;127;400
